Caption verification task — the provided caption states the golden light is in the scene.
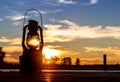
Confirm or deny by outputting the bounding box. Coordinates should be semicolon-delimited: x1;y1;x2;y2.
46;60;51;64
43;47;61;59
27;36;39;47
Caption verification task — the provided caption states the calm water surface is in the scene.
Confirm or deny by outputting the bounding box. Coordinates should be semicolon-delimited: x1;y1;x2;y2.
0;69;120;82
0;69;120;72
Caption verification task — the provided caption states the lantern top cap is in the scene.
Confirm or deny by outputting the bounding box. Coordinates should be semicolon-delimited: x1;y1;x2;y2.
28;20;38;26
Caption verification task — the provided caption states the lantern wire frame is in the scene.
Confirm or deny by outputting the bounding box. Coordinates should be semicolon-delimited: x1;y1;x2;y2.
23;9;44;49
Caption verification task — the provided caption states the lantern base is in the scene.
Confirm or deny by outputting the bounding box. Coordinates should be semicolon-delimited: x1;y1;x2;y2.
20;50;42;73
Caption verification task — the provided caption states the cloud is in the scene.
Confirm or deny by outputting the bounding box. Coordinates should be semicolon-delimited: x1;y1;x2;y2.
4;56;19;63
0;37;21;62
82;0;98;5
2;19;120;43
2;9;24;21
52;9;63;13
0;37;10;42
6;14;24;21
43;0;60;6
4;46;22;53
17;1;25;6
5;10;46;22
58;0;76;4
29;10;48;15
1;19;120;63
5;8;63;23
0;18;3;21
90;0;98;4
39;9;63;14
3;45;22;63
84;47;118;52
84;46;120;56
5;10;29;21
44;0;76;5
44;19;120;42
82;46;120;64
0;37;21;45
10;38;21;45
81;58;102;65
40;10;48;14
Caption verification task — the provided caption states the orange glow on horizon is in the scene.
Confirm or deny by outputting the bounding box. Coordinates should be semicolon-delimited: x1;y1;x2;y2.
46;60;51;64
43;47;61;59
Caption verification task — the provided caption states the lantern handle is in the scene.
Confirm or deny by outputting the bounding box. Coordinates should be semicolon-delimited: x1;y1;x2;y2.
23;9;43;29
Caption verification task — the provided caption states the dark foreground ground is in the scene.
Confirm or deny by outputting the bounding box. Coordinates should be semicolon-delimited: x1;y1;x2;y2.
0;70;120;82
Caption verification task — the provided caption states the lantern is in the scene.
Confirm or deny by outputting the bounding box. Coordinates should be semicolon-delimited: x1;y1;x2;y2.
20;9;44;73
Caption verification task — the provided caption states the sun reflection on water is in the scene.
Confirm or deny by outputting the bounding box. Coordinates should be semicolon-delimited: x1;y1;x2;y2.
44;73;53;82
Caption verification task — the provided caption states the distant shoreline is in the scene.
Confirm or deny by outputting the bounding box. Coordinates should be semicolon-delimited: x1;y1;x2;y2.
1;63;120;70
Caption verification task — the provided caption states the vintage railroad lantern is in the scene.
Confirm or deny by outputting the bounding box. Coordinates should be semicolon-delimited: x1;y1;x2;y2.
20;9;44;73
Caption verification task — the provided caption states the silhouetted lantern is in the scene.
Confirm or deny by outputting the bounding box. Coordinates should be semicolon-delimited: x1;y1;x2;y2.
20;9;44;73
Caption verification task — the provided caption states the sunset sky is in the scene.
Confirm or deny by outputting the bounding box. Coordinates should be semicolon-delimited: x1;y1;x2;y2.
0;0;120;65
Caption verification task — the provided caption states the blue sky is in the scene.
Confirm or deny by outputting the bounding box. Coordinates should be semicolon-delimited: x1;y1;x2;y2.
1;0;120;26
0;0;120;64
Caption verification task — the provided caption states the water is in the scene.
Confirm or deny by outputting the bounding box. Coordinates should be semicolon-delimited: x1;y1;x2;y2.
0;69;19;72
0;69;120;73
0;69;120;82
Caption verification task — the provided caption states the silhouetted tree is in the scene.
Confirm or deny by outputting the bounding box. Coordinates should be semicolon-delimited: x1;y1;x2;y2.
0;47;6;64
61;57;72;65
51;56;59;64
76;58;80;66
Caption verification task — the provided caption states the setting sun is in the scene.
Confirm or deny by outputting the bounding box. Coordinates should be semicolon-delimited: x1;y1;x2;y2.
43;47;61;59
